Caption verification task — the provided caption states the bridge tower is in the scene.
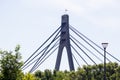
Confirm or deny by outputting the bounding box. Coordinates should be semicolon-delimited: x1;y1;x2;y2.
55;14;74;71
22;14;120;73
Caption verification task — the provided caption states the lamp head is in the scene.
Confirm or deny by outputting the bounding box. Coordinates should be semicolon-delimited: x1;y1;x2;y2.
102;43;108;48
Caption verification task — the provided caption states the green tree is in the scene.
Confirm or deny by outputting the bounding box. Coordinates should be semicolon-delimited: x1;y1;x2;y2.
33;62;120;80
76;67;86;80
22;73;37;80
44;69;53;80
53;71;65;80
34;70;43;79
69;71;77;80
0;45;23;80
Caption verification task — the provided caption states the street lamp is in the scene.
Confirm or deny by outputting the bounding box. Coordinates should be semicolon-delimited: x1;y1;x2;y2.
102;43;108;80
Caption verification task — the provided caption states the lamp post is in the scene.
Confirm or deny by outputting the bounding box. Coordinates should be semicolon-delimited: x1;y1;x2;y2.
102;43;108;80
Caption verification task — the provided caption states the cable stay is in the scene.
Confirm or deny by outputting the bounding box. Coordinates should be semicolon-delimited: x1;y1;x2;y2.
31;46;59;72
70;35;103;63
72;53;81;68
22;46;48;70
22;34;60;70
71;45;88;66
22;58;38;70
23;43;59;71
29;44;50;72
23;26;61;66
22;26;61;70
70;38;97;66
22;38;59;70
70;25;120;63
34;40;59;66
29;32;60;72
70;26;111;62
30;40;60;72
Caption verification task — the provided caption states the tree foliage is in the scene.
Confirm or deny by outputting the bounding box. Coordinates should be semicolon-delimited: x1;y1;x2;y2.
0;45;120;80
22;73;37;80
0;45;23;80
33;62;120;80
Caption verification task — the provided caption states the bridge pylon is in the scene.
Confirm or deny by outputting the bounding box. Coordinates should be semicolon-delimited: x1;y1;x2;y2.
22;14;120;73
55;14;74;71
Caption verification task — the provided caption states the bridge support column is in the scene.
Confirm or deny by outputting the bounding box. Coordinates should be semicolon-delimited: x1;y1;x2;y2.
55;14;74;71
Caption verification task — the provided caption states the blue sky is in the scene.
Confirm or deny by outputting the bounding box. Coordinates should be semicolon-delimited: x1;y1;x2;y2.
0;0;120;72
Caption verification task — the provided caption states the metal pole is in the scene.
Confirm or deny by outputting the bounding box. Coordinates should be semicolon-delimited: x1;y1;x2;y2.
104;48;106;80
